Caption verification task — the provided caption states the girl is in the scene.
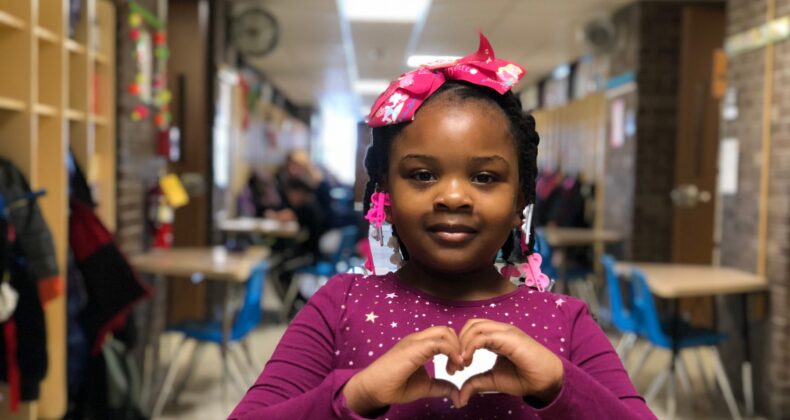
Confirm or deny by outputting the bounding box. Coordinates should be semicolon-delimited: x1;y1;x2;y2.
230;35;655;419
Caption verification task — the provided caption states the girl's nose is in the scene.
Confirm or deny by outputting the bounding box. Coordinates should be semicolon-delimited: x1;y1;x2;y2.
434;179;472;212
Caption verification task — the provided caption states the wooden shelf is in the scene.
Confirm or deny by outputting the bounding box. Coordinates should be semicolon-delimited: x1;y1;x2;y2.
0;96;25;111
90;114;108;126
66;109;86;121
65;39;86;54
0;10;25;30
34;103;58;117
34;26;59;44
0;2;118;417
93;52;109;65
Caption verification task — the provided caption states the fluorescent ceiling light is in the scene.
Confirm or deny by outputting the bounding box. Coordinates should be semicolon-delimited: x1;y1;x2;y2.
353;79;390;95
407;54;461;68
341;0;432;23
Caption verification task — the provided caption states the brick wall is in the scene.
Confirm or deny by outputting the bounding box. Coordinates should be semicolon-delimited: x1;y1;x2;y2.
718;0;790;416
115;0;166;256
632;2;683;262
602;4;638;258
603;2;683;262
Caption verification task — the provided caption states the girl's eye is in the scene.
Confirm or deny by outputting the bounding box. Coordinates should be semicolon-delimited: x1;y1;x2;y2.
471;173;498;184
410;170;436;182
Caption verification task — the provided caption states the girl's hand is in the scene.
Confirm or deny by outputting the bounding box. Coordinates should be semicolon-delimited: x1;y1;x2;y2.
343;326;464;416
456;319;564;407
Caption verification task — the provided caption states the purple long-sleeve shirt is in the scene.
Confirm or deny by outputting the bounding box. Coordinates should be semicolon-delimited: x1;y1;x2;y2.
229;272;655;419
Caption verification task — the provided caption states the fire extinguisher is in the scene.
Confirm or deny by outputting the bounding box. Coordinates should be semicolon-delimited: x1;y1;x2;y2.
146;184;174;249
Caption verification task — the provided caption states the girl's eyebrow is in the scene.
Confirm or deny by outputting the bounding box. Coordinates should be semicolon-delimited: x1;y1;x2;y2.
469;155;510;168
400;154;437;162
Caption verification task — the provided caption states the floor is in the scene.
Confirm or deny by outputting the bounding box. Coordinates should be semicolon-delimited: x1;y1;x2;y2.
157;319;764;420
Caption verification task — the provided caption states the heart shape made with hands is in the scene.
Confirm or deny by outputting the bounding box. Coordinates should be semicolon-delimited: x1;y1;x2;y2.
433;349;498;390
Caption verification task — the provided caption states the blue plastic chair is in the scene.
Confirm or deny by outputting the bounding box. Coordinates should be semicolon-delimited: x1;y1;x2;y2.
600;255;641;359
630;269;741;419
151;261;269;416
281;226;359;319
534;231;559;279
298;225;359;278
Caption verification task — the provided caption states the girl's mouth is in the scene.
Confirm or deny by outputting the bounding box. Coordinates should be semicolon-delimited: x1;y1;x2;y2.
427;223;478;244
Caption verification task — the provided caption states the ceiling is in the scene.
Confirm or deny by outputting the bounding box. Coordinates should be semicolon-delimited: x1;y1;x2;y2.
240;0;635;117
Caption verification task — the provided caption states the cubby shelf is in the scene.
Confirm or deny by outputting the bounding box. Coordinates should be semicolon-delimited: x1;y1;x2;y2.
0;2;117;418
0;10;25;30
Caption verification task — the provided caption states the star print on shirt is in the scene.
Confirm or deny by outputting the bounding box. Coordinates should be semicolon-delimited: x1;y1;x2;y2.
385;293;398;299
390;322;398;328
555;298;566;307
366;312;379;323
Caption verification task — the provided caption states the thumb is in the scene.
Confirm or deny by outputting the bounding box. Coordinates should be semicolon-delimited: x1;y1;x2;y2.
458;372;497;407
426;379;461;407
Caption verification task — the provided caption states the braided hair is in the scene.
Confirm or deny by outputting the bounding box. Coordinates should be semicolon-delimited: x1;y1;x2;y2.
363;80;540;264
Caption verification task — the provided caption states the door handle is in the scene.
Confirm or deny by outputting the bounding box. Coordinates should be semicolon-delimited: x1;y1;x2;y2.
670;184;711;207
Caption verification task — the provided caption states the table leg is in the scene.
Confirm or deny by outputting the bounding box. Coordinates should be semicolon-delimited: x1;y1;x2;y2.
741;293;754;417
141;274;167;417
669;298;680;420
221;282;233;407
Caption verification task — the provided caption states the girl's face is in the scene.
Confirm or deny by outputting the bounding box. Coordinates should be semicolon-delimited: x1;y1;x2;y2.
386;99;522;275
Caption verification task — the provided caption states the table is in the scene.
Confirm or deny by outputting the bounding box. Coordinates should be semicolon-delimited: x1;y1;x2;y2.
539;227;623;304
218;217;300;239
131;246;269;418
539;227;623;248
617;262;767;418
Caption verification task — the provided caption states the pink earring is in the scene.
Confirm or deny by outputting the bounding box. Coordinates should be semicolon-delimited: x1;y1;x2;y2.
364;189;392;274
365;190;390;246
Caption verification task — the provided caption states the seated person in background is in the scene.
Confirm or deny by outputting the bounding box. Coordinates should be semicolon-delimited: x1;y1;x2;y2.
237;170;283;218
267;177;329;306
277;149;358;229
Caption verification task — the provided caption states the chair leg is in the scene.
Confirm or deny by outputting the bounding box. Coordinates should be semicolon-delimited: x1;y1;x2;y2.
226;345;251;393
711;347;742;420
694;348;717;404
280;274;303;322
629;343;654;380
615;332;637;360
667;363;677;420
241;338;259;372
171;341;205;403
675;353;694;409
151;335;189;418
230;343;257;384
644;367;669;405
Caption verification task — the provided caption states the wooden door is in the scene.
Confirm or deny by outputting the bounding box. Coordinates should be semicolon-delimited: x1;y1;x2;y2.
671;5;725;264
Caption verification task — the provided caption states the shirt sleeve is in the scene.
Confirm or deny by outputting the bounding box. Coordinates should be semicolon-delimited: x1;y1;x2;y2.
228;274;383;420
533;298;657;419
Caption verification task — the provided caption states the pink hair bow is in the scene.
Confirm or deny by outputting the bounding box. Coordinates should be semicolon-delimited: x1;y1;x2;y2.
367;33;526;128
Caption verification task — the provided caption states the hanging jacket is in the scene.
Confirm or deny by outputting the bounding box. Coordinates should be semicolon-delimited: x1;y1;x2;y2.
0;158;62;303
0;159;56;411
69;199;152;355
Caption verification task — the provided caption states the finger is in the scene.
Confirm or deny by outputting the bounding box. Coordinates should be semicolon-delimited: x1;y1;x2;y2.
458;318;488;342
459;324;511;364
425;378;461;401
409;326;463;367
458;371;498;407
461;330;518;363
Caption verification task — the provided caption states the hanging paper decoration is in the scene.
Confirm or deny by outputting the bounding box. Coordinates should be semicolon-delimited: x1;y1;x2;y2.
128;1;172;130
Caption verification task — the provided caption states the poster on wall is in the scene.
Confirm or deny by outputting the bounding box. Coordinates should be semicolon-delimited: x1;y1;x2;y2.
718;138;739;195
610;98;625;148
